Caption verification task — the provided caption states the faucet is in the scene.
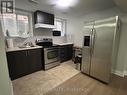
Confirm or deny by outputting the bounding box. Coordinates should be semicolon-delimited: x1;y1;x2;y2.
24;42;34;47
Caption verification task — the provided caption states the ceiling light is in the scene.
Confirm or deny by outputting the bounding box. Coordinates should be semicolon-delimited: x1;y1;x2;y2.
56;0;74;8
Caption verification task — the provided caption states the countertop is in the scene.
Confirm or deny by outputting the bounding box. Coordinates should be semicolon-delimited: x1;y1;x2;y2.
55;42;73;46
6;42;73;52
6;46;43;52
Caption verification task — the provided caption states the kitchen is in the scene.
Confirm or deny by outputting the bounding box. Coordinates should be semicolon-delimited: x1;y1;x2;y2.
0;0;127;95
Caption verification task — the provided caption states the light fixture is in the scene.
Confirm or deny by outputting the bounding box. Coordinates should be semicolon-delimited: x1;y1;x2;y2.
56;0;74;8
47;0;78;9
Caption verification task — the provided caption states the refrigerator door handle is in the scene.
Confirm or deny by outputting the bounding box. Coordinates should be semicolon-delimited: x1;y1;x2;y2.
91;28;96;55
90;29;93;56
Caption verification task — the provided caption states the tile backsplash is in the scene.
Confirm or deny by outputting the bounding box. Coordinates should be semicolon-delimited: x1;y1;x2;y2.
5;27;68;47
10;36;67;47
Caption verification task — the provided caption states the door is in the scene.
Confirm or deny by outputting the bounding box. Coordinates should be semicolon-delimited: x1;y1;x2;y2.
90;18;117;83
81;35;91;75
66;44;73;60
7;49;43;80
60;45;73;63
8;50;28;79
28;49;43;73
14;51;28;79
60;46;66;62
7;52;16;80
81;23;94;75
44;47;59;64
7;51;28;80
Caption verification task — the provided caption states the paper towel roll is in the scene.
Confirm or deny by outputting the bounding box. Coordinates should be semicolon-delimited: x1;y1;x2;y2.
6;38;14;48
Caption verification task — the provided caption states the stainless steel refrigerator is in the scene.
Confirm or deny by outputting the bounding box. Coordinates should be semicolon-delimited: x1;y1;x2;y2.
81;16;121;83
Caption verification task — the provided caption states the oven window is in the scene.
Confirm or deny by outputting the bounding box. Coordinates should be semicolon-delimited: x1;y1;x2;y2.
47;50;58;59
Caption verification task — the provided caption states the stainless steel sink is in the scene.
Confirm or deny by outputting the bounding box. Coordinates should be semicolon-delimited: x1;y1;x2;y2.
18;46;34;48
18;42;35;48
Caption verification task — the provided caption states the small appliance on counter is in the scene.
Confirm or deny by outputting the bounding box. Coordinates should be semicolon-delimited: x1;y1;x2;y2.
52;30;61;36
6;38;14;48
36;38;60;70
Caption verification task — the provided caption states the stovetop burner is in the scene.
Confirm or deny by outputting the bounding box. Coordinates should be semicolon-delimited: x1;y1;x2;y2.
35;38;59;48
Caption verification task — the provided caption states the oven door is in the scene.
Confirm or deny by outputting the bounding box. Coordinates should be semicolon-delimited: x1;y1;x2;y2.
44;47;59;64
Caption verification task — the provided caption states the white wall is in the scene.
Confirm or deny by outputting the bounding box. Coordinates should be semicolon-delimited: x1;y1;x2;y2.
66;7;127;76
0;19;13;95
66;17;84;46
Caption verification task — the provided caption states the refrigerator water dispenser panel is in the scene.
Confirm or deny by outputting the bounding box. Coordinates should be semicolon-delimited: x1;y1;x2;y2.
84;36;90;46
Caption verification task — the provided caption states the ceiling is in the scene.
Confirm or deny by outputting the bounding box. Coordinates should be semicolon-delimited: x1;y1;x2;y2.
15;0;116;17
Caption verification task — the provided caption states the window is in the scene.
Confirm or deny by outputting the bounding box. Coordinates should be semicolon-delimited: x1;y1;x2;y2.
3;14;18;36
17;14;30;36
2;9;33;38
1;0;14;14
54;18;66;36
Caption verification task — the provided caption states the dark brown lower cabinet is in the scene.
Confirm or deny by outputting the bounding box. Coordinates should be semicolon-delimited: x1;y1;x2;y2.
60;44;73;63
6;48;43;80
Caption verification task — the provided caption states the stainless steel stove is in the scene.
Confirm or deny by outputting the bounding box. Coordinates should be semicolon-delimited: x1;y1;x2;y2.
36;38;60;70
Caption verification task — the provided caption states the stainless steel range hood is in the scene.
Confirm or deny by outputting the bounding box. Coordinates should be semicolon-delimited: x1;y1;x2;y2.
35;23;56;29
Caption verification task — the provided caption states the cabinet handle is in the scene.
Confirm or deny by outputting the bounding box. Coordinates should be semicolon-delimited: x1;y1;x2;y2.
27;51;29;56
26;51;27;56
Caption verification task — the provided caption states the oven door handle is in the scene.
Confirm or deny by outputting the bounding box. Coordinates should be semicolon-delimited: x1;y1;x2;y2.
44;48;59;51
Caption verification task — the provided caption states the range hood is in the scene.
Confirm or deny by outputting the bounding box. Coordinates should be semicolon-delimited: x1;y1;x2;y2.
34;10;55;29
35;23;56;29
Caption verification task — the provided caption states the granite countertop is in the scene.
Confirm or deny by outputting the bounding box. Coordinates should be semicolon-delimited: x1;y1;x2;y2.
6;45;43;52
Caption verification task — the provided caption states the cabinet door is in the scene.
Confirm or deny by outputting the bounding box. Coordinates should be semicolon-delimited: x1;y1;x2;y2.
7;49;43;80
66;45;73;60
7;51;28;80
60;44;73;62
7;52;16;80
27;49;43;73
60;46;66;62
14;51;28;78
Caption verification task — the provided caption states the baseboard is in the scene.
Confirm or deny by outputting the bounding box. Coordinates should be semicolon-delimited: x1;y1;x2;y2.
112;70;124;77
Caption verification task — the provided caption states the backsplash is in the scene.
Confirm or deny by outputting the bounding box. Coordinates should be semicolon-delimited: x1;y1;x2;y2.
33;28;53;36
10;36;67;47
5;27;68;47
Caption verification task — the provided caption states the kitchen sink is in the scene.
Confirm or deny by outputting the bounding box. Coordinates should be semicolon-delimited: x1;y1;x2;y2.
18;45;35;48
18;42;35;48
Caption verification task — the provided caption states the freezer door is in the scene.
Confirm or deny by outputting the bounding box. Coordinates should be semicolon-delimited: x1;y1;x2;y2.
90;20;116;83
81;30;93;75
81;46;91;75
